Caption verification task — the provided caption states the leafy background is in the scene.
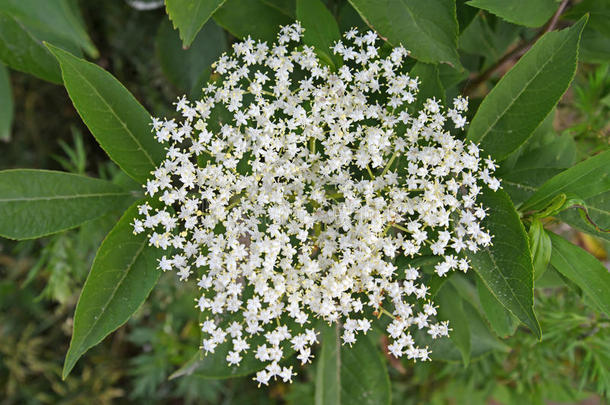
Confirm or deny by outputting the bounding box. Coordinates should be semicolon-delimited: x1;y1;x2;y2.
0;0;609;404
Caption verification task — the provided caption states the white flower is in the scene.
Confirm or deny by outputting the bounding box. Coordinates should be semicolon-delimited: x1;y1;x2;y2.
136;22;499;384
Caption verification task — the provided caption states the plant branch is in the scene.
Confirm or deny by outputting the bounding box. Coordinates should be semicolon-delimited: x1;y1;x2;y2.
462;0;570;96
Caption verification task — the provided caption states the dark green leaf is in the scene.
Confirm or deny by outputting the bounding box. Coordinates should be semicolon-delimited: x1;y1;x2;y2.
63;201;164;378
501;168;563;206
315;324;390;405
459;15;521;70
296;0;341;68
563;0;610;37
156;18;227;95
263;0;297;18
456;0;478;32
0;63;12;140
578;27;610;63
465;188;541;338
521;150;610;212
510;135;577;171
437;283;470;366
563;1;610;63
47;44;165;185
476;276;518;337
338;2;368;33
466;0;556;27
165;0;227;48
0;0;97;57
549;232;610;316
347;0;461;67
214;0;293;43
466;17;587;160
410;62;445;110
0;169;133;240
528;219;551;279
0;11;62;83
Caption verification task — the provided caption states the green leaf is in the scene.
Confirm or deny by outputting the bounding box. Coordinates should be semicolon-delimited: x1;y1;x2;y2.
347;0;461;67
528;219;552;280
0;169;133;240
559;191;610;242
466;17;587;160
476;276;518;337
156;18;227;95
437;283;470;366
410;62;445;110
0;0;97;57
165;0;227;48
548;232;610;316
465;188;541;338
501;168;563;206
0;63;12;141
315;324;390;405
296;0;341;68
63;201;164;378
456;0;478;33
521;150;610;212
315;324;341;405
214;0;293;43
466;0;556;28
0;11;62;83
46;44;165;185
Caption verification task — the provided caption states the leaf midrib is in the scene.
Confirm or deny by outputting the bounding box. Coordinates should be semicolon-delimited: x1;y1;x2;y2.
0;191;130;202
69;239;146;363
60;55;156;169
472;30;574;144
524;151;609;209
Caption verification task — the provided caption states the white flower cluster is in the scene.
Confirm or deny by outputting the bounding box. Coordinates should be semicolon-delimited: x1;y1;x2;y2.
133;23;500;386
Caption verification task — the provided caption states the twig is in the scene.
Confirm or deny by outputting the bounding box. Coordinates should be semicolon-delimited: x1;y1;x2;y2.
462;0;570;96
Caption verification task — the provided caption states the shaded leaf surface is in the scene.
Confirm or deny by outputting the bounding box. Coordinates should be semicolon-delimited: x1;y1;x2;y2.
0;12;62;83
437;283;470;365
214;0;293;43
297;0;341;68
156;18;227;95
521;150;610;212
0;63;12;140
